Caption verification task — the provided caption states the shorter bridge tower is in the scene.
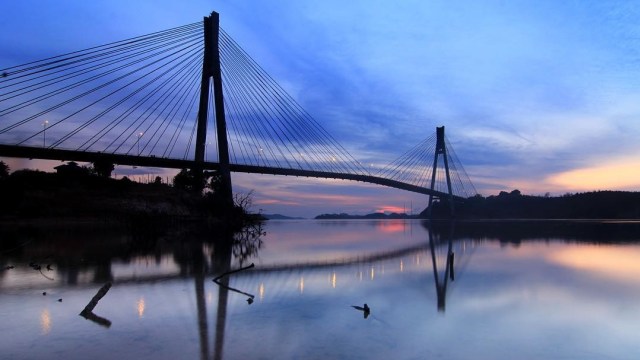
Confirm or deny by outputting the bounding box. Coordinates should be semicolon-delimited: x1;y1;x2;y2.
427;126;455;217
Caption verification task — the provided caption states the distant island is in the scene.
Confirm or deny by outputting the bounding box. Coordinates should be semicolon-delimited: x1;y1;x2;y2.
315;212;416;219
317;189;640;220
262;213;305;220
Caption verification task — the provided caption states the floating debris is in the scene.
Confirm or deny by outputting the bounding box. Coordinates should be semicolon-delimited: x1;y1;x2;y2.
58;299;62;302
212;263;255;282
213;264;256;304
42;292;47;296
351;304;370;319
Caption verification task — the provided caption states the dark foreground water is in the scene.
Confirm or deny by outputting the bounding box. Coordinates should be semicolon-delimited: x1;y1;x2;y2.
1;219;640;360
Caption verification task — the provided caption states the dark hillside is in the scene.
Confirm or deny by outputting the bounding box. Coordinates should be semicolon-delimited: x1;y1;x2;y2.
424;190;640;219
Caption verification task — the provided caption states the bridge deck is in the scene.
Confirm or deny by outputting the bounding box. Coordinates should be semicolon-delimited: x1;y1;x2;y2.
0;144;462;200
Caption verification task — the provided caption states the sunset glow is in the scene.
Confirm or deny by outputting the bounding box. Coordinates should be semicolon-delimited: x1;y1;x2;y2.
547;158;640;192
375;205;407;214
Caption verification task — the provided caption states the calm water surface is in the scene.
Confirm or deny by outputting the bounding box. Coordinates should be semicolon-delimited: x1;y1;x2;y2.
1;219;640;359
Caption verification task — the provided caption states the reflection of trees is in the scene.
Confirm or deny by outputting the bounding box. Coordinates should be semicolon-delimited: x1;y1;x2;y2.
232;222;264;266
427;220;640;244
0;218;265;290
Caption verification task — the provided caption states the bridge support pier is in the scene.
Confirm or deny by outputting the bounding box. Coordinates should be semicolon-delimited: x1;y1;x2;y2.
194;11;234;208
427;126;455;218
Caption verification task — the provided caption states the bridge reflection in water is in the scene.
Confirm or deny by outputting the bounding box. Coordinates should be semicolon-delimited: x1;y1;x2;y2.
200;220;470;360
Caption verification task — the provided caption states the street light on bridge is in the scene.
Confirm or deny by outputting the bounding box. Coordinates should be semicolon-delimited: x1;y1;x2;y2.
136;132;143;155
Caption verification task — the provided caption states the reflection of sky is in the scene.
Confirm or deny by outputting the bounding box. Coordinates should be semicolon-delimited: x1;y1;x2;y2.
255;219;427;265
4;1;640;217
2;222;640;359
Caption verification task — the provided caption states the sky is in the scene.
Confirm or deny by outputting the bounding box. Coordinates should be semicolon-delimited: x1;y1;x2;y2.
1;0;640;217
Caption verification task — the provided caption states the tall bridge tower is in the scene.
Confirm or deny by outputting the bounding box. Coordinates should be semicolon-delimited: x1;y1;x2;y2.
194;11;233;206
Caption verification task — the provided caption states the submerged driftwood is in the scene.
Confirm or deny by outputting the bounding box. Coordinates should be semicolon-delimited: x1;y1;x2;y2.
79;282;112;328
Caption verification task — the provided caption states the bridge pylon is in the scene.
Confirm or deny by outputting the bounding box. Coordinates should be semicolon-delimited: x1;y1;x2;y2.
427;126;455;218
194;11;233;207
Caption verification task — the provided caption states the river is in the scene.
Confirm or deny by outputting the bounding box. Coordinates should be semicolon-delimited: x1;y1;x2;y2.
1;219;640;359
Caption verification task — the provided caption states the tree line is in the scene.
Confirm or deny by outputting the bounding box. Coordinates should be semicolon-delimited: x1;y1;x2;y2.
425;189;640;219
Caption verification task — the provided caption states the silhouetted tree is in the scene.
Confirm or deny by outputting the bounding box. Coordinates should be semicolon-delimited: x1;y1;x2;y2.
0;161;9;179
54;161;91;177
173;169;196;191
153;176;162;185
207;173;223;193
92;160;115;178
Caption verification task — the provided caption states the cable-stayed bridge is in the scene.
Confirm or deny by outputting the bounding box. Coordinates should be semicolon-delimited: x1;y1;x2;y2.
0;11;475;208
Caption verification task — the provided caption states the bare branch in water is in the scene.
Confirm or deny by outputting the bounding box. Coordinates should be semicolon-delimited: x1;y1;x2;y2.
79;282;113;328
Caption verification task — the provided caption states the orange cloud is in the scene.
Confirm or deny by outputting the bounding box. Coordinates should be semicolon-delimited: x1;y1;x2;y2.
547;157;640;191
375;205;406;213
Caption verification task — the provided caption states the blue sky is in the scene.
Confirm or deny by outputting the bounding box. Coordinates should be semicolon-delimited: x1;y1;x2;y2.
2;0;640;217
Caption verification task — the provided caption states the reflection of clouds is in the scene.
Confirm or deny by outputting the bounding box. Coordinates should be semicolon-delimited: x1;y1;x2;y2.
548;246;640;283
258;220;427;266
375;220;408;233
